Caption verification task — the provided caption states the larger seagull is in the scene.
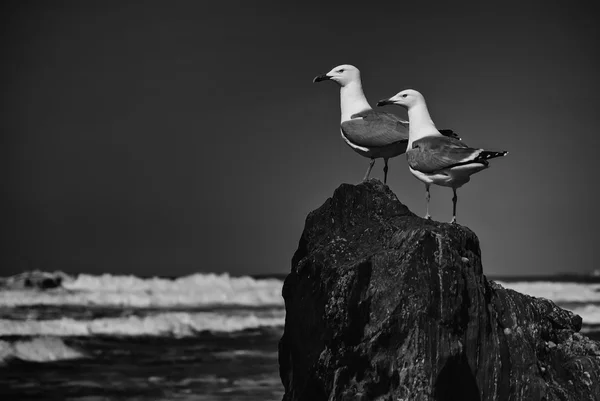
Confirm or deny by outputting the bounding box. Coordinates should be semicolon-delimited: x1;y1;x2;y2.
313;65;459;184
377;89;508;223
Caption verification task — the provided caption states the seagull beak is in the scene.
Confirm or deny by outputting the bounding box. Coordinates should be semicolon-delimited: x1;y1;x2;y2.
376;98;394;107
313;74;331;83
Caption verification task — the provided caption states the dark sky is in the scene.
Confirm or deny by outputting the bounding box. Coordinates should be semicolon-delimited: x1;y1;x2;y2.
1;1;598;277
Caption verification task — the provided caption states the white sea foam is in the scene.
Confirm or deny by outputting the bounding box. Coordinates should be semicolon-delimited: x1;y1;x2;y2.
563;304;600;326
0;273;284;308
0;310;285;337
495;281;600;327
0;337;85;364
495;281;600;303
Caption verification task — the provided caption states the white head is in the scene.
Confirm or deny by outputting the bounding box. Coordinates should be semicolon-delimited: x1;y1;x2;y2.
376;89;425;110
313;64;361;87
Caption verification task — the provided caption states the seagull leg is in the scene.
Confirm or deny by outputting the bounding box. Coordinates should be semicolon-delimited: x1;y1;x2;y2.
450;188;457;224
425;185;431;220
363;158;375;181
383;158;389;184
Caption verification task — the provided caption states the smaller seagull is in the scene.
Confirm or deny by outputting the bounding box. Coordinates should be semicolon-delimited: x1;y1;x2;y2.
313;65;459;184
377;89;508;224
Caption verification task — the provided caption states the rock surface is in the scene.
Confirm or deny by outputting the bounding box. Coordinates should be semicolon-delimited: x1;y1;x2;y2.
279;180;600;401
0;270;69;290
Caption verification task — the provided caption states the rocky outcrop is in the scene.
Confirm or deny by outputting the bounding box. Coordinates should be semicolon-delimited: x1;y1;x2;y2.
279;180;600;401
0;270;70;290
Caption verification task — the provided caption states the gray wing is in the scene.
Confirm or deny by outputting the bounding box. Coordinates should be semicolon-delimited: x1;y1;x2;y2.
407;136;485;173
340;110;409;148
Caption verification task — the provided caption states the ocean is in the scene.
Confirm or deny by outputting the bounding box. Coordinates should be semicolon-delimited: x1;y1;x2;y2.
1;272;599;400
0;273;285;400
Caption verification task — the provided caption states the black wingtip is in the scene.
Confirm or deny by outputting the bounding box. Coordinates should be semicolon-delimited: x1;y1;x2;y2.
479;150;509;162
438;129;461;141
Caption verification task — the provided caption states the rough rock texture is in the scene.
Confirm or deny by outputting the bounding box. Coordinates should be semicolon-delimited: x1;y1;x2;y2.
0;270;69;290
279;180;600;401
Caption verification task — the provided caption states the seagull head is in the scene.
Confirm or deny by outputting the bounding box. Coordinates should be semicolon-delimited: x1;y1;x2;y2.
313;64;360;87
376;89;424;109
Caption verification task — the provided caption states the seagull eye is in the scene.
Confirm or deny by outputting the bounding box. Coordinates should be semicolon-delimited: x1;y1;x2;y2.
402;94;408;98
338;69;345;73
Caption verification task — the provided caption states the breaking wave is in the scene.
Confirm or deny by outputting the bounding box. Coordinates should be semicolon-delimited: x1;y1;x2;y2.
0;337;85;364
0;273;283;308
495;281;600;303
0;310;285;337
563;304;600;326
496;281;600;327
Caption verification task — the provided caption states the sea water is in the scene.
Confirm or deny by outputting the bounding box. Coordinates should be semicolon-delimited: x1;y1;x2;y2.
0;273;285;400
1;273;599;400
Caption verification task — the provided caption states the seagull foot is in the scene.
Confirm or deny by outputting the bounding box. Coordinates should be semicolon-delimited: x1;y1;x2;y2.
424;214;432;220
450;217;457;224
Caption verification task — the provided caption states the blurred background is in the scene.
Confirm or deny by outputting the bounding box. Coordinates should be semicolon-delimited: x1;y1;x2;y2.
2;0;599;278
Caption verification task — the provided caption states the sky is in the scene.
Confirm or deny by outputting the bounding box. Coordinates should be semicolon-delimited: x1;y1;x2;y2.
1;1;599;277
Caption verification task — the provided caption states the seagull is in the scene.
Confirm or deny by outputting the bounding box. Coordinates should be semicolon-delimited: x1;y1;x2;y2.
313;65;459;184
377;89;507;223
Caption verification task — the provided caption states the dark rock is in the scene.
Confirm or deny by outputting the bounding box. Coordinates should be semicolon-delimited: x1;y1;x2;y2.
0;270;70;290
279;180;600;401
